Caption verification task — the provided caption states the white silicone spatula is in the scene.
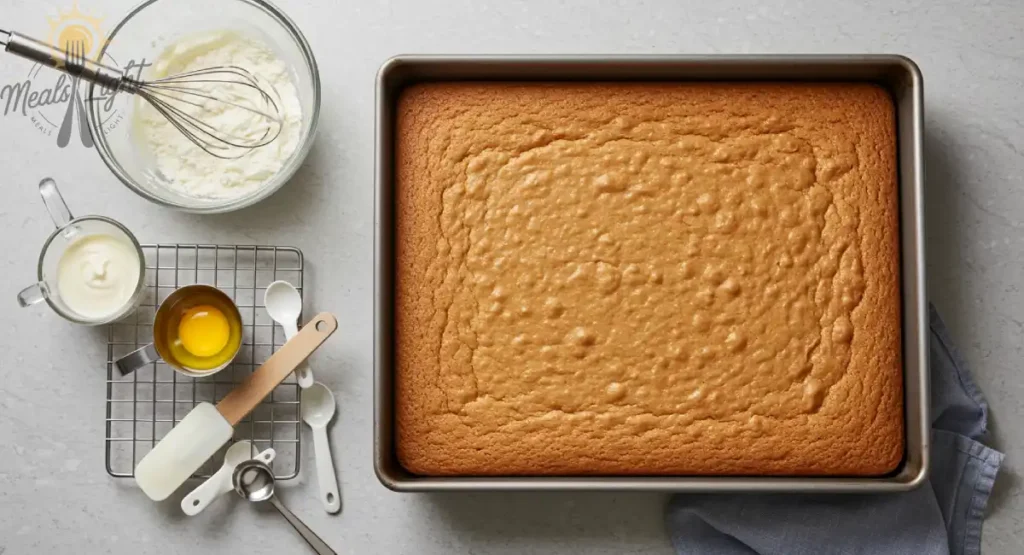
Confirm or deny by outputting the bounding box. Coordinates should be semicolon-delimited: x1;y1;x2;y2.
134;312;338;501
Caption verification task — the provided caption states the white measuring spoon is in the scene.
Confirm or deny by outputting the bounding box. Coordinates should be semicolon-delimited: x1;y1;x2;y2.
302;382;341;514
181;441;276;516
265;281;314;388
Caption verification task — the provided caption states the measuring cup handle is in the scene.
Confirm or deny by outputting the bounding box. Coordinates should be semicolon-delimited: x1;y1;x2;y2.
115;343;159;376
181;466;233;516
39;177;73;229
17;282;49;307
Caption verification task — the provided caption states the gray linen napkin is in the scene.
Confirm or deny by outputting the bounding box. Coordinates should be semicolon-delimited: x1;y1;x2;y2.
666;304;1004;555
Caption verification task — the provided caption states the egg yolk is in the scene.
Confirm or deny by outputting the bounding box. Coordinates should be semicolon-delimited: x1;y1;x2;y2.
178;305;230;358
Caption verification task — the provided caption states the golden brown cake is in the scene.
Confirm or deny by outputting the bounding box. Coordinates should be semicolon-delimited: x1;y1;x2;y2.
394;82;903;476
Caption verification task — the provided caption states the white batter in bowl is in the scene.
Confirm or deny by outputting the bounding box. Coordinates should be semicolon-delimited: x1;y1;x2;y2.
86;0;320;213
134;31;304;201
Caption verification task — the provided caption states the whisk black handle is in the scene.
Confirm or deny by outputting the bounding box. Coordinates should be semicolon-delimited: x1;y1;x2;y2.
2;30;130;92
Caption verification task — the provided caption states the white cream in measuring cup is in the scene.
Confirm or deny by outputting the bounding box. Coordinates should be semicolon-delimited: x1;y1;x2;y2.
18;178;145;325
56;234;141;319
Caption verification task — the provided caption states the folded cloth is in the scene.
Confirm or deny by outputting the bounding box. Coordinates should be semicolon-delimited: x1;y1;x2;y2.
665;304;1004;555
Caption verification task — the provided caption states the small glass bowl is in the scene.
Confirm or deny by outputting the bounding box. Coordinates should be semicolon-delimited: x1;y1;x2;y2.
86;0;321;213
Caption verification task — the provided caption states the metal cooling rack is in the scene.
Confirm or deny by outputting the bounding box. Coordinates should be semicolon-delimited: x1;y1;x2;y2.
105;244;304;480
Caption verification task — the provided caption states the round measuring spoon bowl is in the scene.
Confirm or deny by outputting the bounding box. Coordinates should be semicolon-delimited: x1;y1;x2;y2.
301;383;336;427
233;459;276;502
264;280;302;326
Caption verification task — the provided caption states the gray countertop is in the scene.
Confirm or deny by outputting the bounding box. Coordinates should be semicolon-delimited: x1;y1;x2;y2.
0;0;1021;553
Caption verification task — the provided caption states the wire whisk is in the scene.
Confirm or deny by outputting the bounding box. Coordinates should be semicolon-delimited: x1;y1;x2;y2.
1;29;283;159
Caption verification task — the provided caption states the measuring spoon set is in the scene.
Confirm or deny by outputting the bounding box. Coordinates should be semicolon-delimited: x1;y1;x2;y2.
267;281;342;513
127;281;342;552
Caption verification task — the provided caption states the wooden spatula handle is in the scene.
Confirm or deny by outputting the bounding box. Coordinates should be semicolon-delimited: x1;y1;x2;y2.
217;312;338;426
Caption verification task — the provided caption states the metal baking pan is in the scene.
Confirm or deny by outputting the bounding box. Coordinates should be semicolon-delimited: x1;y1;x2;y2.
374;55;927;492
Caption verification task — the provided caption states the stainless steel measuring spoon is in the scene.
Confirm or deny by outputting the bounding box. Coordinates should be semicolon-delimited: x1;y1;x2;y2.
233;460;336;555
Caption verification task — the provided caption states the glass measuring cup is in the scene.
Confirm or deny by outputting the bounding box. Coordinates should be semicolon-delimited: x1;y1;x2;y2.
17;178;146;325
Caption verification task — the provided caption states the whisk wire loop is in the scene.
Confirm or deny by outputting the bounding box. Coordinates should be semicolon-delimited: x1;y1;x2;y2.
1;30;284;159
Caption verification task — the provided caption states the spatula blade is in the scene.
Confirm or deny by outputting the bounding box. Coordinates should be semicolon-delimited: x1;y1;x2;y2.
134;402;233;501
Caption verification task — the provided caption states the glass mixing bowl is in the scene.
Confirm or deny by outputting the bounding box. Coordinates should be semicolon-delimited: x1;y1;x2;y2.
86;0;321;213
